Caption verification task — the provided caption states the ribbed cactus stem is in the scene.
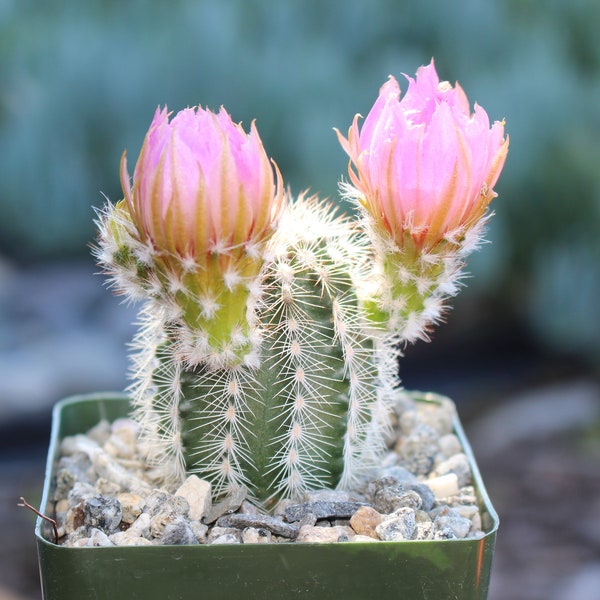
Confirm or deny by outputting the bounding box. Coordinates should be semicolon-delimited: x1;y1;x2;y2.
99;196;393;505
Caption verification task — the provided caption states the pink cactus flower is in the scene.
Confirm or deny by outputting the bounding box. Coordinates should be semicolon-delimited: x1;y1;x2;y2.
337;60;509;252
121;105;284;258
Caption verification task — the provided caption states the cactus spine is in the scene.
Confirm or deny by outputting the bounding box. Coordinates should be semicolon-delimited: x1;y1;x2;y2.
97;195;396;505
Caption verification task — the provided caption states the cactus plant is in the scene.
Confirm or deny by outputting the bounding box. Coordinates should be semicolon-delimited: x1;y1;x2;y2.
96;61;508;508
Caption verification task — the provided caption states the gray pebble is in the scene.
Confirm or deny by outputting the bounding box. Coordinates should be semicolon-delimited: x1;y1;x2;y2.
160;517;198;545
83;495;122;534
143;490;171;516
375;508;416;541
86;527;114;547
438;433;462;458
284;501;366;522
216;513;299;539
433;453;472;488
413;521;436;540
304;489;352;503
67;482;96;506
435;514;471;539
128;512;151;538
207;526;242;544
367;477;434;513
190;521;209;543
377;465;418;484
298;512;317;527
397;424;439;476
203;486;248;524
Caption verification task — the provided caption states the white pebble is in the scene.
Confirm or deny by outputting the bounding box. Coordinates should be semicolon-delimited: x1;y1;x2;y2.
175;476;212;521
425;473;460;499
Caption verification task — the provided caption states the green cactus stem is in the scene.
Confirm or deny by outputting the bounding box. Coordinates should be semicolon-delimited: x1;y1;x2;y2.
99;196;395;506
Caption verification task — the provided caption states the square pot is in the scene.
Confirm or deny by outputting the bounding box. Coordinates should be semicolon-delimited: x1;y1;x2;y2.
35;392;498;599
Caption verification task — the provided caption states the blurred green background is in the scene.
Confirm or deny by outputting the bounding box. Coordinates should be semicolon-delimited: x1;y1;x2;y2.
2;0;600;371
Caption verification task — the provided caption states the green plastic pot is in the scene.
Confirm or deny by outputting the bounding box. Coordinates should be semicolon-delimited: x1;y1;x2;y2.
35;392;498;599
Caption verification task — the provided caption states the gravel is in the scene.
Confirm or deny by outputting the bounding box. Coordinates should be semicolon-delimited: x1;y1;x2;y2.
49;392;486;546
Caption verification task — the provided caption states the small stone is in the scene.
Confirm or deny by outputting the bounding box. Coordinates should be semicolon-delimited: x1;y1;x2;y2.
175;476;212;521
434;526;457;540
438;433;462;458
433;453;472;487
64;502;85;535
447;486;478;507
55;499;69;514
469;511;482;533
118;492;144;524
88;528;114;546
435;513;471;539
425;473;460;500
349;506;383;539
203;486;247;524
239;500;261;516
110;531;153;546
67;482;96;506
377;465;418;484
284;501;366;523
413;521;436;540
304;489;352;503
128;512;151;538
103;427;136;459
96;478;121;496
296;525;341;543
160;517;198;545
207;526;242;544
60;434;100;457
209;533;242;545
453;504;480;521
416;402;454;436
298;513;317;528
396;424;439;475
92;450;150;495
168;493;191;516
144;490;170;516
87;420;112;445
375;508;416;541
366;477;433;513
83;495;122;534
242;527;273;544
272;498;295;518
190;521;209;543
334;525;355;542
216;513;299;539
398;410;419;434
70;528;113;547
410;484;435;512
54;454;93;499
150;513;178;538
352;534;379;543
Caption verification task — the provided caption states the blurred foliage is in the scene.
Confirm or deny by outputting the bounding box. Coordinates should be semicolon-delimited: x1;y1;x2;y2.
2;0;600;362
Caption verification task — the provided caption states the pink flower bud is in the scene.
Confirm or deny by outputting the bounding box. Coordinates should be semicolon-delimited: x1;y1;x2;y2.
121;105;284;258
115;105;285;366
337;60;509;252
